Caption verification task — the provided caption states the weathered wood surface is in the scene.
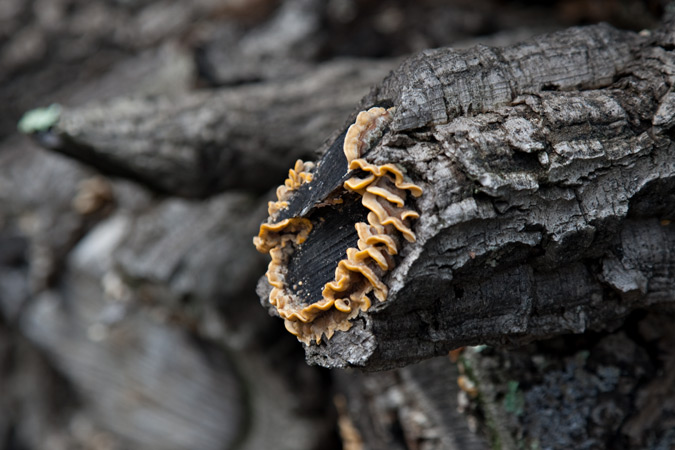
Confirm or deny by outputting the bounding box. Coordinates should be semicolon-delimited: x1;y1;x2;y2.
0;1;363;447
258;22;675;370
335;356;488;450
2;0;673;449
37;60;395;196
363;23;636;132
0;139;336;450
458;311;675;449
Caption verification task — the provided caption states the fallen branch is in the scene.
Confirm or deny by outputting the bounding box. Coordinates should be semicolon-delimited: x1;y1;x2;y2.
26;60;394;197
255;21;675;370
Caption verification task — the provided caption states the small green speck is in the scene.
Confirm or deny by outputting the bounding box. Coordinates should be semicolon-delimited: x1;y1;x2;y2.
575;350;590;364
504;380;525;416
18;104;61;134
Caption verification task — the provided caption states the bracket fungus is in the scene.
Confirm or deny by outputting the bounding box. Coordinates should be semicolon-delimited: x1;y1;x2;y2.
254;107;423;344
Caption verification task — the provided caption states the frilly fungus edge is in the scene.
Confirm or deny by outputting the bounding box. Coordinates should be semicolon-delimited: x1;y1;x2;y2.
254;107;423;344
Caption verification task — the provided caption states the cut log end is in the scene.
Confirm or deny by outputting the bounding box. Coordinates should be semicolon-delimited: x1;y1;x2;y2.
253;107;424;345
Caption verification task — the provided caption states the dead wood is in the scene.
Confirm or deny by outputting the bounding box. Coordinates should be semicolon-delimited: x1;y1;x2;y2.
253;22;675;370
33;59;395;197
5;1;675;448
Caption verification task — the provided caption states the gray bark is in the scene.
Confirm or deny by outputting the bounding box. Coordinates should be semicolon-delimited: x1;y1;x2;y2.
458;311;675;450
4;1;674;448
269;23;675;370
0;138;336;450
36;59;396;197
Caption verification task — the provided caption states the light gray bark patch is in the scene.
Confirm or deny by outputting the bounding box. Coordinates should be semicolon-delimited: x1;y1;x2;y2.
366;23;638;132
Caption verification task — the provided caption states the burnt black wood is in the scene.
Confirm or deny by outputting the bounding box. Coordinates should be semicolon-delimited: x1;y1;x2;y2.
286;197;369;305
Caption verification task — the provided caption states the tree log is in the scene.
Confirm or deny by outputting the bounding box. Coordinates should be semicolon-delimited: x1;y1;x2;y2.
30;59;395;197
7;1;674;448
254;21;675;370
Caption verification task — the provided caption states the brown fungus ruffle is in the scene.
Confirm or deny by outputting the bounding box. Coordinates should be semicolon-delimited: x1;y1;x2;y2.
254;107;423;344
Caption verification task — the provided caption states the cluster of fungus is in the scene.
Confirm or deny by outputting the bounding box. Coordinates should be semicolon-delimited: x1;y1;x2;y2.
254;107;423;344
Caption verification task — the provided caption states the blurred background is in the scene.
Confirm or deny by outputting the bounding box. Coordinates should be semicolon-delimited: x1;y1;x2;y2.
0;1;668;449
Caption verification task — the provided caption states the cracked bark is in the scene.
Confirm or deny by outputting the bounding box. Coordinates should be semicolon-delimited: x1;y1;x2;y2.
259;21;675;370
9;2;675;447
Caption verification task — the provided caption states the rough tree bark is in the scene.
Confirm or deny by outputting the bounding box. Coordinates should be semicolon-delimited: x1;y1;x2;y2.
6;1;675;449
251;21;675;371
34;59;396;197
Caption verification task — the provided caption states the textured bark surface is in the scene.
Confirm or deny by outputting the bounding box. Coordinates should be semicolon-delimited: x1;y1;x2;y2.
458;311;675;449
2;1;674;449
262;23;675;370
38;60;395;197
